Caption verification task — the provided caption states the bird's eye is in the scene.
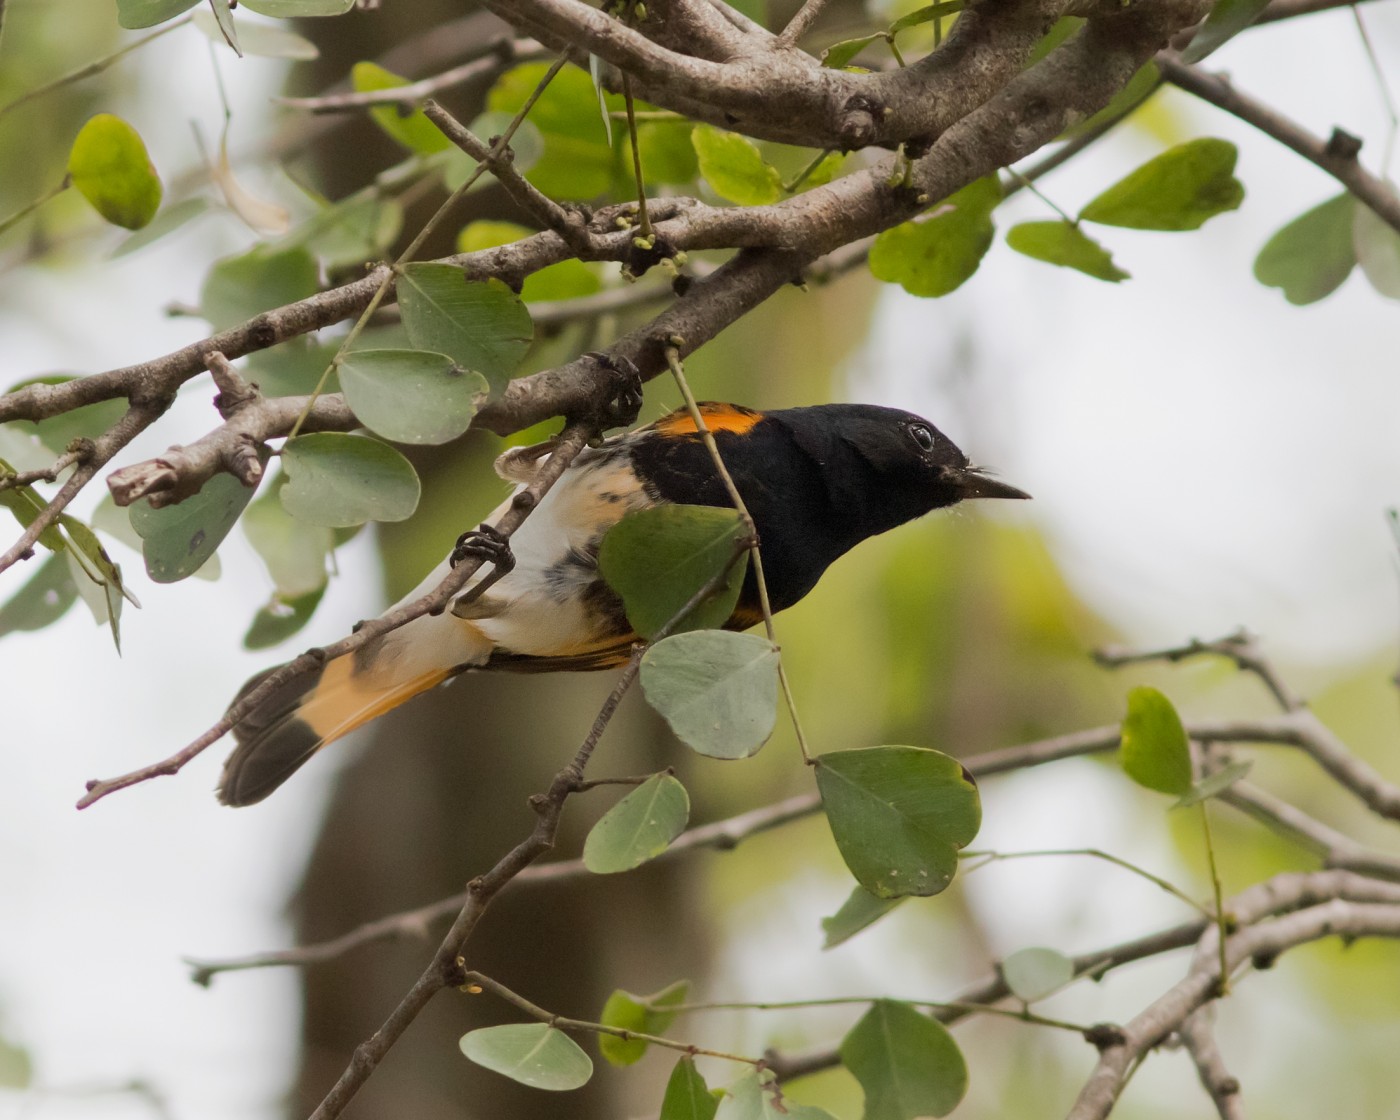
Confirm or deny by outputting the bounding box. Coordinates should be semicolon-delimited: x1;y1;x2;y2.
909;424;935;452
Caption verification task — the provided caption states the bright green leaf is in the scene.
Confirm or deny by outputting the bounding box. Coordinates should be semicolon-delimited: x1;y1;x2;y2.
635;121;700;186
352;62;451;154
640;631;778;758
67;114;163;230
130;471;260;583
1079;138;1243;231
116;0;198;28
840;1000;968;1119
584;774;691;875
239;0;354;14
396;263;533;393
1352;200;1400;299
598;505;750;638
459;1024;593;1091
815;746;981;899
280;433;420;527
1005;220;1129;282
193;8;319;57
1001;947;1074;1002
869;176;1001;297
339;349;488;445
244;586;326;649
821;885;906;950
661;1056;718;1120
597;979;689;1065
1181;0;1271;63
455;220;602;303
820;33;886;69
0;552;79;638
487;63;620;198
888;1;964;34
1254;193;1356;305
1177;759;1253;808
201;245;320;332
692;125;782;205
1120;685;1193;796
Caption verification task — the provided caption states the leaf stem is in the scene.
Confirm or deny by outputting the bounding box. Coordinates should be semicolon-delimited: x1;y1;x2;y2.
663;343;813;764
960;847;1214;918
1199;803;1231;993
622;74;652;241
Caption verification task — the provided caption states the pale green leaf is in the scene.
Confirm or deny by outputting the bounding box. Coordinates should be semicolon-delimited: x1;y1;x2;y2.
1352;200;1400;299
1254;193;1356;305
1181;0;1271;63
640;631;779;758
193;8;319;57
339;349;487;445
583;774;690;875
1001;947;1074;1002
280;433;420;527
396;263;533;393
459;1024;593;1090
130;471;259;583
116;0;198;28
201;245;320;332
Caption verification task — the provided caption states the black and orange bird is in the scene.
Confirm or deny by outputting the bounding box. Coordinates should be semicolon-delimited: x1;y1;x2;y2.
218;402;1028;805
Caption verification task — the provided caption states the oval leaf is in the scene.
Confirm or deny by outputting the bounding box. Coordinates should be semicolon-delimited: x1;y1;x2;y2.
351;62;451;154
244;587;325;650
242;480;331;596
661;1056;718;1120
599;505;750;638
1079;138;1243;231
1001;947;1075;1002
839;1000;968;1119
583;774;691;875
280;433;420;527
1253;192;1356;305
1119;685;1193;796
67;114;163;230
641;631;778;758
821;885;906;950
815;746;981;899
339;349;487;445
597;979;689;1065
1005;220;1129;282
869;177;1000;297
130;471;259;583
487;63;619;198
396;264;533;393
201;245;320;332
459;1024;592;1091
692;125;781;205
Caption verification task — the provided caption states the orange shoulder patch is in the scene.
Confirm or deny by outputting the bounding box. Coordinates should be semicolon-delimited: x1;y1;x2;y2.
654;402;763;437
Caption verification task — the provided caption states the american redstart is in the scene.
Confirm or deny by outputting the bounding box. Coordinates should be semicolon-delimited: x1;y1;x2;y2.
218;402;1028;805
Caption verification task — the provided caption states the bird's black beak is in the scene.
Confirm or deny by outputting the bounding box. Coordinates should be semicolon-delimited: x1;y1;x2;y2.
946;466;1031;501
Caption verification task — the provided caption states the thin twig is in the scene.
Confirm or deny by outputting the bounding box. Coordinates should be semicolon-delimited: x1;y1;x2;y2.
0;444;90;491
1178;1009;1245;1120
775;0;832;47
1094;629;1304;713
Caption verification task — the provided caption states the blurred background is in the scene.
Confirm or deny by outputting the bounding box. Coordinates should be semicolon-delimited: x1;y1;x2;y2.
2;1;1400;1117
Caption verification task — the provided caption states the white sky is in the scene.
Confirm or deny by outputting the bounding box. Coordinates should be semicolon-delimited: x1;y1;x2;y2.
2;6;1399;1119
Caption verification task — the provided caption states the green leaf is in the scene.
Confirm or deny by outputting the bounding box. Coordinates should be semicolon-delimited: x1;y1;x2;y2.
396;263;533;393
0;1032;32;1089
115;0;198;28
588;54;614;145
351;62;451;154
598;505;750;638
640;631;778;758
1119;685;1193;796
1001;947;1074;1002
459;1024;593;1091
584;774;691;875
194;7;317;57
130;471;260;583
1253;193;1356;305
242;478;331;596
888;1;964;34
201;245;320;332
692;125;782;205
487;63;621;199
239;0;354;14
456;220;602;302
280;433;420;527
0;468;67;553
716;1070;838;1120
244;586;326;649
0;552;79;638
839;1000;968;1119
61;514;137;652
1352;201;1400;299
205;0;241;55
284;193;402;269
1079;138;1243;231
339;349;487;445
1005;220;1129;282
815;746;981;899
112;197;210;258
67;114;163;230
597;979;689;1065
820;33;886;69
1181;0;1271;63
1177;759;1253;808
635;121;700;186
821;885;906;950
245;339;341;399
440;111;546;193
869;176;1001;297
661;1056;719;1120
